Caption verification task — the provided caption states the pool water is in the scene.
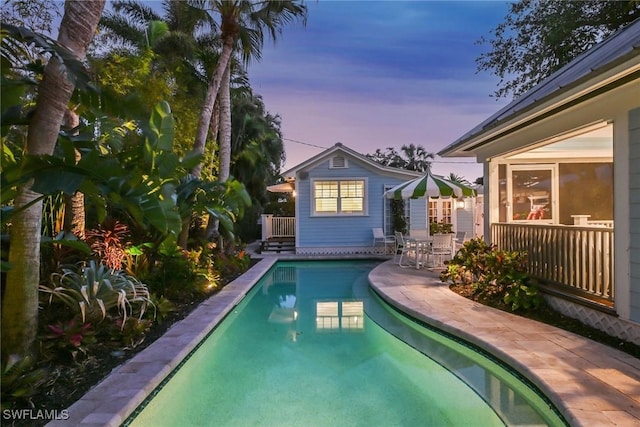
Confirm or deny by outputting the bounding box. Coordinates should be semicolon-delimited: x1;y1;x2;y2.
127;260;566;427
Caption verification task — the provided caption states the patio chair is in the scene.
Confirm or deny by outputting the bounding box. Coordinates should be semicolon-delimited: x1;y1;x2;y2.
394;231;416;267
424;233;453;268
372;228;395;254
455;231;467;243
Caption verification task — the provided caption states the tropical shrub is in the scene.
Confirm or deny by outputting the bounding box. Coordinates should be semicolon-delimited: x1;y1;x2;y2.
110;318;152;349
40;260;155;326
213;246;250;280
150;294;176;324
430;220;453;235
1;355;47;410
441;237;544;311
85;219;130;270
42;319;96;362
143;242;220;301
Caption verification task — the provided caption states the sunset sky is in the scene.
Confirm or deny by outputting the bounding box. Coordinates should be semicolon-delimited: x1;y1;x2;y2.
247;0;512;181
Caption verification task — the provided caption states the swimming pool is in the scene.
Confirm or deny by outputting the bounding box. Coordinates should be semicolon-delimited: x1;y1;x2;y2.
126;260;566;426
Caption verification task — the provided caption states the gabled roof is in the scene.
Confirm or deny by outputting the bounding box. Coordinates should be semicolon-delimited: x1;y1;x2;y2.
282;143;421;180
439;17;640;157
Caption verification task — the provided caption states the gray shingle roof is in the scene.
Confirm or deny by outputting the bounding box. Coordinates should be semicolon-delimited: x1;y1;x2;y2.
439;17;640;156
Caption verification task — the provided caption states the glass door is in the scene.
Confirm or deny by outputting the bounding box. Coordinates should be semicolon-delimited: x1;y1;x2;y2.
507;165;558;223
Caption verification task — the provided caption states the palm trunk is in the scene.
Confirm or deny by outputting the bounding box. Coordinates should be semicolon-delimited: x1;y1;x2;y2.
2;0;105;360
188;36;234;244
206;62;233;240
218;62;232;183
190;36;234;179
62;109;85;239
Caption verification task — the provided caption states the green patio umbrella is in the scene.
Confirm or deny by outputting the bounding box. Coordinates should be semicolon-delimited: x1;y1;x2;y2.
384;169;477;200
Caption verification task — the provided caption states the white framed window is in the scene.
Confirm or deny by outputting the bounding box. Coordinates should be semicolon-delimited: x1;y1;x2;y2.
507;164;558;223
312;179;366;216
429;200;452;224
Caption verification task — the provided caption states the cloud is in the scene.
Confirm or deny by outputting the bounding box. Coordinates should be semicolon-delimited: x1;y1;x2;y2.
248;0;511;181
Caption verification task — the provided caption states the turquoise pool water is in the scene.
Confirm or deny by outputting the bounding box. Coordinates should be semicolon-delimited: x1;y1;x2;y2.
127;260;566;427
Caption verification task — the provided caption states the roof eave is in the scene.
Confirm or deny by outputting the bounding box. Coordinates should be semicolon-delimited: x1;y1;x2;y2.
282;143;421;180
439;55;640;157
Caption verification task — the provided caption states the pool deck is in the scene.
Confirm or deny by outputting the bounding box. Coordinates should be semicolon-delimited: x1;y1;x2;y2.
48;256;640;427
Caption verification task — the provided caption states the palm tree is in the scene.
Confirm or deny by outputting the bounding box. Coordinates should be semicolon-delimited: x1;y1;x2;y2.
400;143;434;172
447;173;471;185
99;0;213;58
2;0;106;359
227;85;285;241
191;0;307;181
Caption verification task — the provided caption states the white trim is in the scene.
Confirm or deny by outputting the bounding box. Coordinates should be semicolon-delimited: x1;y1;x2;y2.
506;164;559;224
296;246;381;255
440;57;640;156
329;155;348;169
310;177;369;217
283;144;421;180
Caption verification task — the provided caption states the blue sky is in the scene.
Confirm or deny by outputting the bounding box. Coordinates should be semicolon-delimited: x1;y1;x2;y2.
247;0;512;181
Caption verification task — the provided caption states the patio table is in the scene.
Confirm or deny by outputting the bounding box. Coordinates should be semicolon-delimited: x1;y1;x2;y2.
405;237;432;269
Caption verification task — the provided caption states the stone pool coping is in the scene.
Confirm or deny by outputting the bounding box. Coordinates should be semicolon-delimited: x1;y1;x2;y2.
48;256;640;426
368;261;640;427
47;257;279;427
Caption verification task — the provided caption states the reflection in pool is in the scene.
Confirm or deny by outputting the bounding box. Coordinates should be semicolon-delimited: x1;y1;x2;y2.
127;260;566;427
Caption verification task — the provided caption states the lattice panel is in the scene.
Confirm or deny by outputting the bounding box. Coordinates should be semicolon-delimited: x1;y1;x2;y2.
545;295;640;345
297;247;377;255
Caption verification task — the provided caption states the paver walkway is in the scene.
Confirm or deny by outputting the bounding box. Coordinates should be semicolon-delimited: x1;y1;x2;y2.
48;256;639;426
369;260;640;427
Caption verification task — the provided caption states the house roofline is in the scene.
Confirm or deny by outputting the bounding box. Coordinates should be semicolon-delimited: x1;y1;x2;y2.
281;142;422;180
439;18;640;157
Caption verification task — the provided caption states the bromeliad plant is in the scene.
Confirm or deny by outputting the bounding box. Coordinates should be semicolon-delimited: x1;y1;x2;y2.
42;319;96;362
40;260;155;326
440;237;544;311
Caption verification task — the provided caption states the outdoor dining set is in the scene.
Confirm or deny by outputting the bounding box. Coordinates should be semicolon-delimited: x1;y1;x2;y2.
372;228;466;270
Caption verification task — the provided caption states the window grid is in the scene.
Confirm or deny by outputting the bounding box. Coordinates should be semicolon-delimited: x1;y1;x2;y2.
442;200;452;224
313;180;365;215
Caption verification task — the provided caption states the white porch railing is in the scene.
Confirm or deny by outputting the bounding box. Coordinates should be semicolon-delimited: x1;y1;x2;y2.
261;215;295;240
491;223;614;306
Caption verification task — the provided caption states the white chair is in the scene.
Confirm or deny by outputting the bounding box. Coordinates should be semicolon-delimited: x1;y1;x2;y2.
372;228;395;254
454;231;467;252
425;234;453;268
394;231;416;267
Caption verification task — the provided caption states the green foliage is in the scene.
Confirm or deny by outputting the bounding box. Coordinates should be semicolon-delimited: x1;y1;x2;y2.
263;196;294;217
391;199;407;234
366;144;434;172
40;260;155;325
110;318;152;349
150;294;176;324
175;175;251;242
1;355;47;411
143;242;220;301
213;246;250;280
429;221;452;235
504;281;543;311
2;101;187;241
476;0;640;99
441;237;544;311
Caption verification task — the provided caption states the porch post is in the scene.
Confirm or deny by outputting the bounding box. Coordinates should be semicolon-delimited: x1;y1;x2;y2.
261;214;272;241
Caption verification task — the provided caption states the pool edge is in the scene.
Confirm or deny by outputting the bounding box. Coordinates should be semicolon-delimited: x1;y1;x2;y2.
367;260;640;427
45;257;279;427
